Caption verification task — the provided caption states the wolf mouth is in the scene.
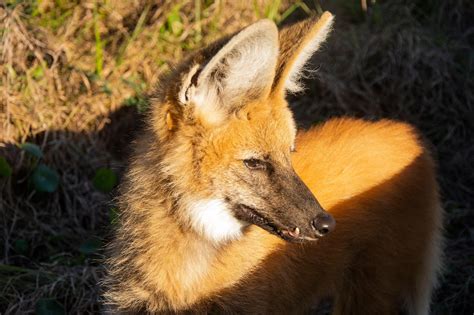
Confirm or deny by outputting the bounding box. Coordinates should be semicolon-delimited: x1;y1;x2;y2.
234;204;317;243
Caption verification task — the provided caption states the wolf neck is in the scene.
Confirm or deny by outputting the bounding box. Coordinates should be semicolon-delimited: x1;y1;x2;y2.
132;198;217;306
133;195;283;310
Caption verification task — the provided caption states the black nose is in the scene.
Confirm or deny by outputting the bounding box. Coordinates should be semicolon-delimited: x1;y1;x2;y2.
311;213;336;237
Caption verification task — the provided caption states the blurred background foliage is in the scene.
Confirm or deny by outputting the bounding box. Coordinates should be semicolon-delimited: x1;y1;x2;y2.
0;0;472;313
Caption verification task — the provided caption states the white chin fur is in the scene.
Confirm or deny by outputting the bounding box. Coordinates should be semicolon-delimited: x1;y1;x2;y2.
187;199;246;244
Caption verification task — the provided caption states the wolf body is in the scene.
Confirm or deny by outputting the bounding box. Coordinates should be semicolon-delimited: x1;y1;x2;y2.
105;12;443;314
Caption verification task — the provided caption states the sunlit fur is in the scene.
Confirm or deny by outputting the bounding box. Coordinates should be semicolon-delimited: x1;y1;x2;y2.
293;119;444;315
104;12;443;314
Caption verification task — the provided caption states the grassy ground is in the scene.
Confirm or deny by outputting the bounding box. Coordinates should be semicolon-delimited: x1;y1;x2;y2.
0;0;472;314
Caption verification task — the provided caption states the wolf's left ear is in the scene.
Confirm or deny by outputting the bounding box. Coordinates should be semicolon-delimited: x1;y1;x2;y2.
272;12;334;95
179;20;279;125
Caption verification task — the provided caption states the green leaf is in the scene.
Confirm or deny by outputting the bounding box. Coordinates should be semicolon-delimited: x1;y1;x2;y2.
21;142;43;159
14;239;29;255
93;2;104;77
167;5;183;36
93;168;117;192
31;164;59;193
35;298;65;315
79;237;102;255
0;156;12;177
32;65;44;80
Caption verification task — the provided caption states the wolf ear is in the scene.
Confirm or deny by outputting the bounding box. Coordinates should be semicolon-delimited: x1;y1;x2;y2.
178;20;279;125
272;12;334;95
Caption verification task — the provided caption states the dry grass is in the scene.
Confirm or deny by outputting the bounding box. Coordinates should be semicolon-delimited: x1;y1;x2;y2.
0;0;472;314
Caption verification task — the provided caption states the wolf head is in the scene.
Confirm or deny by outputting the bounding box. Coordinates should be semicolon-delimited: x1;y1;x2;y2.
149;13;335;244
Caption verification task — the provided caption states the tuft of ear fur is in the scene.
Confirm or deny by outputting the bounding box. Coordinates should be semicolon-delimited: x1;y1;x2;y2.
179;20;279;125
272;12;334;95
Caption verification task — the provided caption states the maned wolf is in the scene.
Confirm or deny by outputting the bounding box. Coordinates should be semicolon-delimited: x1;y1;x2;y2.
104;12;443;314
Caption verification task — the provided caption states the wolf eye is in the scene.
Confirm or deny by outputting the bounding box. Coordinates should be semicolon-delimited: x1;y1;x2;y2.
243;159;266;170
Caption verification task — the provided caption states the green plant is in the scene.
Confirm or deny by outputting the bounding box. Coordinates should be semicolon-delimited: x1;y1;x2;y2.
0;156;12;177
20;143;59;193
253;0;311;24
92;167;117;193
93;2;104;77
31;164;60;193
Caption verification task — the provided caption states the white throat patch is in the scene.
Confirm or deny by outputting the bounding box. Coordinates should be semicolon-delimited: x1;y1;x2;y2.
187;198;246;244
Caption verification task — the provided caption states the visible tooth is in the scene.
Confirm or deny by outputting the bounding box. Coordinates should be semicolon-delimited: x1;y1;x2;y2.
294;227;300;236
289;227;300;238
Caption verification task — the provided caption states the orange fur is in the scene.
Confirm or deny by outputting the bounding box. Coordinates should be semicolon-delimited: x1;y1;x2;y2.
104;13;443;314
